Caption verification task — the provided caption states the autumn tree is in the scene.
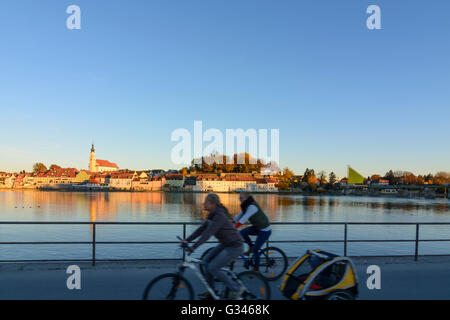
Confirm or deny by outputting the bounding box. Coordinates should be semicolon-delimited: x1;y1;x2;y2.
282;167;294;179
403;173;417;185
49;164;61;171
275;167;294;190
416;175;425;185
302;169;315;182
425;174;434;184
33;163;47;173
318;171;327;185
190;152;266;174
301;168;318;190
434;172;450;185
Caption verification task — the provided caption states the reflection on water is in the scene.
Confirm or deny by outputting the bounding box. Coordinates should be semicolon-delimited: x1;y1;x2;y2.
0;190;449;259
1;190;449;223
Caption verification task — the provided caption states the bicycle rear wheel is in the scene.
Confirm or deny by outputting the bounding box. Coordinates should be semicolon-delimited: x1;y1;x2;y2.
257;247;288;281
237;271;271;300
142;273;194;300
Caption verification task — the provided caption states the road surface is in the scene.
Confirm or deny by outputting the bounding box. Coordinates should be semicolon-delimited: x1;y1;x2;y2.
1;256;450;299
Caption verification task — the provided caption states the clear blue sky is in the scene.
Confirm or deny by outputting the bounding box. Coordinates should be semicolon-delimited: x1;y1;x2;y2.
0;0;449;178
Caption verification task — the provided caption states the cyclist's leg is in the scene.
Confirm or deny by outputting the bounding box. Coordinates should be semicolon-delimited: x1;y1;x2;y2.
203;244;224;289
240;226;258;248
207;245;243;292
252;229;272;271
203;244;223;264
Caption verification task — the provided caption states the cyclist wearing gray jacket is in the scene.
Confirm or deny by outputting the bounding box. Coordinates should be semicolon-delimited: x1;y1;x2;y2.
183;193;244;299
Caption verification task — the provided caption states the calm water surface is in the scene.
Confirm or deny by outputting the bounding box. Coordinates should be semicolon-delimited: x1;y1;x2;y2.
1;190;449;260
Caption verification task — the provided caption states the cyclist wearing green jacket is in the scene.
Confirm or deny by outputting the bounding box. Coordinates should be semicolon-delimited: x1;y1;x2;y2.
233;192;271;272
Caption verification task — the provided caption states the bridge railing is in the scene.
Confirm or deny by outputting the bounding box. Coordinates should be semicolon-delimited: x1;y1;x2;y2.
1;221;450;265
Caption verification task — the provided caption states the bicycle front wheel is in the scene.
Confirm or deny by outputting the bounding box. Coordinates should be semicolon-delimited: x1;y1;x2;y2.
237;271;271;300
142;273;194;300
258;247;288;281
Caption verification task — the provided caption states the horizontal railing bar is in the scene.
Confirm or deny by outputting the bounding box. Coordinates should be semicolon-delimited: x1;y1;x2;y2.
411;239;450;242
0;242;92;245
3;239;450;246
0;241;193;245
3;253;450;264
270;240;412;243
2;221;450;225
0;258;191;263
0;222;202;225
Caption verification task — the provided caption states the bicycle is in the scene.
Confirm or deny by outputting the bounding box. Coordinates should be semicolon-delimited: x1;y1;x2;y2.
142;236;271;300
200;241;288;281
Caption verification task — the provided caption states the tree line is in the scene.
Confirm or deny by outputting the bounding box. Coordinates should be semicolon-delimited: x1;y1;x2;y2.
32;163;62;173
184;153;277;174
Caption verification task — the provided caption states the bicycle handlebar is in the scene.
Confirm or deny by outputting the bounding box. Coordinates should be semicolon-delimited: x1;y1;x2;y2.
177;236;193;255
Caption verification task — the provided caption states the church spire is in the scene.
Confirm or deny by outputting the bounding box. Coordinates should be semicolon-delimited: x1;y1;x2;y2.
89;143;97;173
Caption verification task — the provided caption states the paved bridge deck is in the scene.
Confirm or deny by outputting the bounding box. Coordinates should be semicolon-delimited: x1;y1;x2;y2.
1;256;450;300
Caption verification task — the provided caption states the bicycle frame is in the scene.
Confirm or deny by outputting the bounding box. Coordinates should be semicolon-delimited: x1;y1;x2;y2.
177;254;241;300
236;251;270;269
237;254;251;269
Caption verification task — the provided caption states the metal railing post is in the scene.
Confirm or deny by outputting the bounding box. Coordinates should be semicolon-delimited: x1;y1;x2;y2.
92;223;96;266
344;223;348;256
182;223;186;260
415;224;419;261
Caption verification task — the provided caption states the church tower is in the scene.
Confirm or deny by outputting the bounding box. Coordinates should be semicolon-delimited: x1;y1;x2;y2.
89;144;98;173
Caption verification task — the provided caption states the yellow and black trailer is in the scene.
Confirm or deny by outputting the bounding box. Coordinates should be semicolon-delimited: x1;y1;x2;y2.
280;250;358;300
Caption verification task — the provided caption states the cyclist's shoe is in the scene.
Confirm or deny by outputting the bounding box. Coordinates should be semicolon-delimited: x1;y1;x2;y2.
198;291;215;300
229;286;245;300
243;247;253;256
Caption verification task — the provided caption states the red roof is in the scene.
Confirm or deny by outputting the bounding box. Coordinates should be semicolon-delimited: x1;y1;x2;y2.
36;168;79;178
96;159;118;168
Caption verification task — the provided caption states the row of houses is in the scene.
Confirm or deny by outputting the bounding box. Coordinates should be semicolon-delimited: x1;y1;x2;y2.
87;171;166;191
0;169;166;191
165;174;278;192
0;170;279;192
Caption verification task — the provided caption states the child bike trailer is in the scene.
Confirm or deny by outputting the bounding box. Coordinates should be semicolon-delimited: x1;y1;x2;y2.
280;250;358;300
